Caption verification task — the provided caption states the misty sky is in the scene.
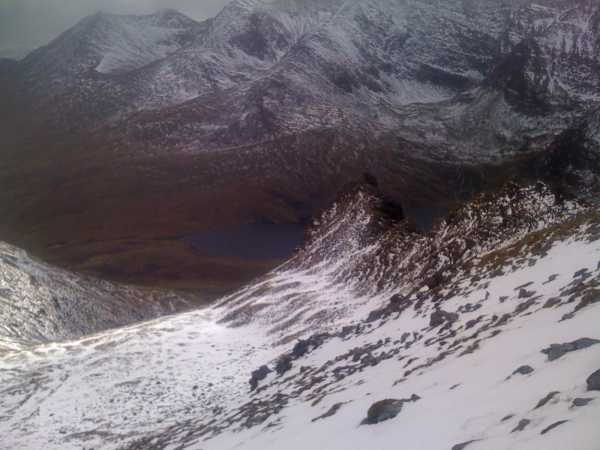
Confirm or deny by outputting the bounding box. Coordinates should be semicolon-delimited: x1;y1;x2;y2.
0;0;232;59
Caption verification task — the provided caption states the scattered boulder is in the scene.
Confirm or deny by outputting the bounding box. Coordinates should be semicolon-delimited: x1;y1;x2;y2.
430;309;459;328
362;399;404;425
512;365;534;376
361;394;420;425
572;398;594;408
541;338;600;361
511;419;531;433
586;369;600;391
540;420;569;435
249;365;271;391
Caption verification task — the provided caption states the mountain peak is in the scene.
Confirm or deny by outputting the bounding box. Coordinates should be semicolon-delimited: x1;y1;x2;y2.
21;8;202;77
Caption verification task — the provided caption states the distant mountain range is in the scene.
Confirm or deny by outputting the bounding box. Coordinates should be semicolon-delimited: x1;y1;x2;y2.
1;0;600;289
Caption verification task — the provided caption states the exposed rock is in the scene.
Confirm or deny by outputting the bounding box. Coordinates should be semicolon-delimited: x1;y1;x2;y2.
292;334;329;359
451;440;480;450
430;310;459;328
518;288;536;299
366;294;411;323
574;269;591;280
275;355;293;376
514;299;537;315
543;274;559;284
540;420;569;435
572;398;594;408
534;391;560;409
512;365;534;376
311;402;345;422
249;365;271;391
543;297;561;309
511;419;531;433
362;395;420;425
465;317;483;330
541;338;600;361
586;369;600;391
573;291;600;314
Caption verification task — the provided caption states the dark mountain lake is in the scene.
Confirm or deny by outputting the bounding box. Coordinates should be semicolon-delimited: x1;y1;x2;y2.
184;223;306;261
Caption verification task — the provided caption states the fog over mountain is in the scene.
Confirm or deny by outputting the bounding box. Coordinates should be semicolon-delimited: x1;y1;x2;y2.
0;0;230;58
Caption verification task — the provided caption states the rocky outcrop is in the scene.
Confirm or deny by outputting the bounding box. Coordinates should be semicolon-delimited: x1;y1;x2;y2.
587;369;600;391
542;338;600;361
362;395;420;425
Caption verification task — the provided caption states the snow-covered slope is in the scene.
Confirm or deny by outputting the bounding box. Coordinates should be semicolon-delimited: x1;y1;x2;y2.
0;241;194;351
22;9;202;78
2;183;600;450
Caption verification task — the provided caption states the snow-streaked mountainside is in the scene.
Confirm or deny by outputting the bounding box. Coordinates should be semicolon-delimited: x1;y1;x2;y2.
2;183;600;450
0;241;195;350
